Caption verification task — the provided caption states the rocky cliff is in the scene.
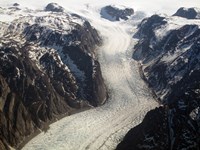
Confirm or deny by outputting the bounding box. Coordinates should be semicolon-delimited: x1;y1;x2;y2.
100;5;134;21
0;3;107;149
173;7;200;19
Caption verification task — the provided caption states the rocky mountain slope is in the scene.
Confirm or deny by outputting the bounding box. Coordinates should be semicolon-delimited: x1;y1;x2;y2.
117;8;200;150
0;3;107;149
173;7;200;19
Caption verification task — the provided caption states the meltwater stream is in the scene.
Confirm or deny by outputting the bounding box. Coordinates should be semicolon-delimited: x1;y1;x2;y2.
22;5;158;150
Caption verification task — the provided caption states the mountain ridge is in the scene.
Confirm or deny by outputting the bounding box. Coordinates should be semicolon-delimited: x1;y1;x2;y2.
0;3;107;149
117;8;200;150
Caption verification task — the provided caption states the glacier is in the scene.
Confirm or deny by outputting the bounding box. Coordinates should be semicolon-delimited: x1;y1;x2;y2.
0;0;199;150
21;3;159;150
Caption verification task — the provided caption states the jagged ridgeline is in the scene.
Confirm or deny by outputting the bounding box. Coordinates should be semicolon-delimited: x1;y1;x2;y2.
0;3;107;149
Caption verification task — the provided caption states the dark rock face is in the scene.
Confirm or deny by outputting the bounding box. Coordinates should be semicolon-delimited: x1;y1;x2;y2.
13;3;20;7
117;106;200;150
117;107;169;150
133;15;167;62
173;7;200;19
118;14;200;149
45;3;65;12
100;5;134;21
0;9;107;149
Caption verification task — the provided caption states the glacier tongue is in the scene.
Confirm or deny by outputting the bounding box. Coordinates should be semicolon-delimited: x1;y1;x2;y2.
22;4;158;150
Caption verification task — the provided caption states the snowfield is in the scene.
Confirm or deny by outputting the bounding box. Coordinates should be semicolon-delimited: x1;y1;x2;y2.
0;0;196;150
21;4;159;150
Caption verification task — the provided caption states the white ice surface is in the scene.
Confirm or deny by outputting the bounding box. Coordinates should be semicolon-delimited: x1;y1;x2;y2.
21;3;159;150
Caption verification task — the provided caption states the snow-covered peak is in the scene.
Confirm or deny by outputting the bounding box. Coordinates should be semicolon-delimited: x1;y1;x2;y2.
45;3;65;12
137;13;200;44
0;4;85;24
0;5;86;41
9;14;83;33
155;16;200;41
